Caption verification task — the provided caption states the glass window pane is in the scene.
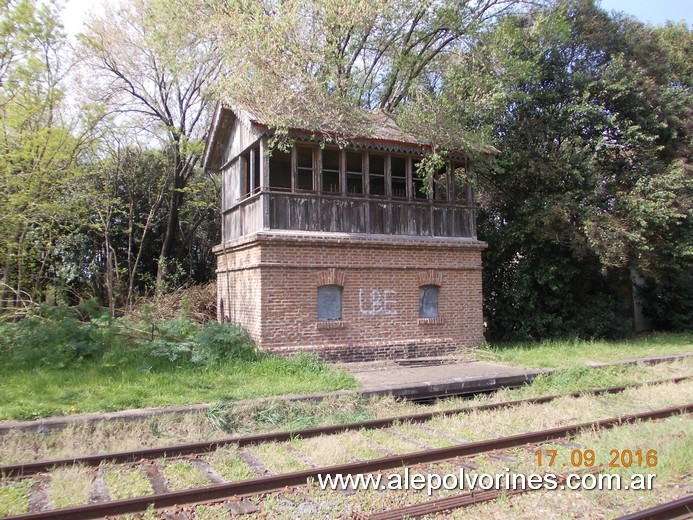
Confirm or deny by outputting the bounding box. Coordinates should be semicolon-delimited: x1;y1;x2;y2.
347;173;363;195
323;170;340;193
413;175;427;199
452;162;467;204
297;169;313;190
434;165;448;201
253;147;261;191
392;177;407;198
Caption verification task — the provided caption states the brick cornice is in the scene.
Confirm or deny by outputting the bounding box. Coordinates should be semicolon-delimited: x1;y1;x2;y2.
213;230;487;254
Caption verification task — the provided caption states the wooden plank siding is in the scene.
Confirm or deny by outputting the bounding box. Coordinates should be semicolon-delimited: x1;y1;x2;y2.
222;192;476;242
216;113;478;243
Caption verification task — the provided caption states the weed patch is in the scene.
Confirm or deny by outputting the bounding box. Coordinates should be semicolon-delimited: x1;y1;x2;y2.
104;467;153;500
161;461;210;491
250;443;308;474
208;395;372;434
484;332;692;369
205;448;255;482
0;345;355;420
0;478;33;516
50;467;93;509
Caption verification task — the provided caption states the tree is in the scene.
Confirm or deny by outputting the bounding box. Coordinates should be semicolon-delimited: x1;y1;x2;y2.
79;0;223;293
158;0;534;134
0;0;100;312
436;1;691;338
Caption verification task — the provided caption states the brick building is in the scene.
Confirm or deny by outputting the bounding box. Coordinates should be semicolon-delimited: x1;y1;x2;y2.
203;103;487;361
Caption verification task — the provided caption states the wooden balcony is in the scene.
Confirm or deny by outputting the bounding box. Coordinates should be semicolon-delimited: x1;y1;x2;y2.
222;190;477;242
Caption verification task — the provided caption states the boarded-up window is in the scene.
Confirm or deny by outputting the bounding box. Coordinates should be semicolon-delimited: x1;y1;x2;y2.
317;285;342;321
419;285;439;318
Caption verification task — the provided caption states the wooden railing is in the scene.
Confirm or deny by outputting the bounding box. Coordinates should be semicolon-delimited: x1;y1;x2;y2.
222;191;476;241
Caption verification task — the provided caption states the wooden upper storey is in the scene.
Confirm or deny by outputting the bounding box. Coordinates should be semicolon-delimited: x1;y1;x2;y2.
204;105;478;242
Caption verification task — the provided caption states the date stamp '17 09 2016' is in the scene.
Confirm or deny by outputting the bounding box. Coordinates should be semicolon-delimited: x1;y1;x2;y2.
536;448;658;468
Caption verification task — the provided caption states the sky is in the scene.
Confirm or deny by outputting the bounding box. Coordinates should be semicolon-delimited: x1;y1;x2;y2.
599;0;692;25
61;0;692;37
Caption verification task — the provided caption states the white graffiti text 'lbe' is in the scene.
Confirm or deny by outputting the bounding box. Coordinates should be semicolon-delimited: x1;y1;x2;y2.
359;289;397;315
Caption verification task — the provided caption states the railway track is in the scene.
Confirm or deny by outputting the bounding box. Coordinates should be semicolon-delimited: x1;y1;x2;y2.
364;487;693;520
0;377;693;519
2;376;689;479
617;495;693;520
2;403;691;519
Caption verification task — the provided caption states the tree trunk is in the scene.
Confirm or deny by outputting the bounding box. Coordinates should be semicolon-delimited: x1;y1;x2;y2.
155;159;185;295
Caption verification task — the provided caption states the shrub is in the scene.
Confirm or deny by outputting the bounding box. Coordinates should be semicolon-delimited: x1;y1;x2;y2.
639;272;693;332
0;302;260;370
192;322;258;365
2;312;119;368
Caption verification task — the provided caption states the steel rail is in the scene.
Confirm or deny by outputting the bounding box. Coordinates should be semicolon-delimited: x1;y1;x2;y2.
365;471;598;519
617;495;693;520
2;376;689;478
363;488;532;520
3;403;691;520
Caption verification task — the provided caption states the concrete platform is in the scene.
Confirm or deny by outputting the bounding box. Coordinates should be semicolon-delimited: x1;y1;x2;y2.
1;353;690;434
346;359;546;399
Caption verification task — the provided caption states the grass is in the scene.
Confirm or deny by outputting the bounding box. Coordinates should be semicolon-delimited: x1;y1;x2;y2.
205;448;255;482
0;354;356;421
483;332;692;369
1;361;689;468
104;467;153;500
161;461;210;491
251;442;309;474
454;416;693;519
208;395;374;435
294;431;385;466
50;467;93;509
0;479;33;516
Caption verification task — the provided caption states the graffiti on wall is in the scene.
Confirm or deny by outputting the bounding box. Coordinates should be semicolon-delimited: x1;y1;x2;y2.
359;289;397;315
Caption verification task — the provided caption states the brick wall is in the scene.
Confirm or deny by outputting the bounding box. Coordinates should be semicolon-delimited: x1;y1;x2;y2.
215;231;486;361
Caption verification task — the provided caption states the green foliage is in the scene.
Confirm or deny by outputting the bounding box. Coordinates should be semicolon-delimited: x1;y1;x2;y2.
526;365;645;394
484;332;693;368
0;0;102;310
207;395;374;434
0;302;257;369
639;272;693;332
192;322;258;365
0;333;357;420
439;1;692;339
0;307;123;368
